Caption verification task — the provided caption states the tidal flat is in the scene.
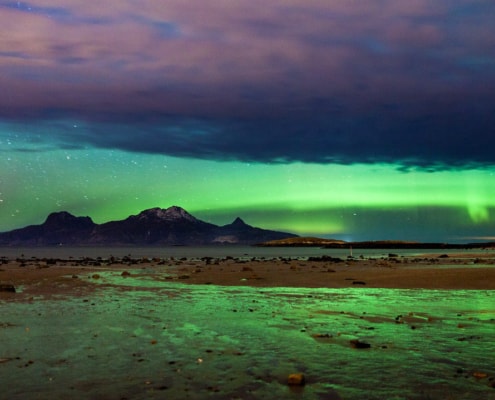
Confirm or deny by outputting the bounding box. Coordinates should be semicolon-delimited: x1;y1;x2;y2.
1;251;495;399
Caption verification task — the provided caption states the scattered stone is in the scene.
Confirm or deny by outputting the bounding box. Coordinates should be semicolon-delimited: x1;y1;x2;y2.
473;371;488;379
288;373;305;386
121;271;131;277
350;339;371;349
313;333;332;338
457;335;482;341
308;255;343;263
0;284;16;293
91;274;100;279
352;281;366;285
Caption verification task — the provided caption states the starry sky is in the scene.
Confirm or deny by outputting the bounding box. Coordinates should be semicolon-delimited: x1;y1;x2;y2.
1;1;495;243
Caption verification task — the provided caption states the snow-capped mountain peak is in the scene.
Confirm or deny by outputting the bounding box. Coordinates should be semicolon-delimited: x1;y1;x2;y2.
138;206;197;222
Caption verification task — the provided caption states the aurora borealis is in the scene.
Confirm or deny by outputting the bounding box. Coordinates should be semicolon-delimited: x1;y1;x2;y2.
1;1;495;242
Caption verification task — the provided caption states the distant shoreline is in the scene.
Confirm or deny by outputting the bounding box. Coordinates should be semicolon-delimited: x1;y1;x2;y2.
2;250;495;294
257;237;495;249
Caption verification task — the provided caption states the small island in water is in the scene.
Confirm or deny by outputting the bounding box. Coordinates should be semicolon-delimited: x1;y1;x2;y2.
257;236;495;249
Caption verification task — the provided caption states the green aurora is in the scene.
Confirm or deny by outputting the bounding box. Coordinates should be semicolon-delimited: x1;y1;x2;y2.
1;147;494;242
1;2;495;243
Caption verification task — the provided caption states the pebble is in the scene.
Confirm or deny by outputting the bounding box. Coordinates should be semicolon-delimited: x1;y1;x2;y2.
288;373;305;386
0;284;16;293
350;339;371;349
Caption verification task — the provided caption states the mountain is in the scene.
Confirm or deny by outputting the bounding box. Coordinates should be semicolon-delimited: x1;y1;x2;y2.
0;206;297;246
90;207;218;245
0;212;96;246
212;217;296;244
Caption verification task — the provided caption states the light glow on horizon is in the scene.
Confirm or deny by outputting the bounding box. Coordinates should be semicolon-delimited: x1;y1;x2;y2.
1;1;494;243
1;146;494;241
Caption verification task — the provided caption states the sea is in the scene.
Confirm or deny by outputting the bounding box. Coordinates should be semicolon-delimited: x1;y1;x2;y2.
1;245;492;260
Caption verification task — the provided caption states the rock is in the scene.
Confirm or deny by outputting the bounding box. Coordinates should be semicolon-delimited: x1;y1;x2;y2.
0;284;16;293
288;373;305;386
350;339;371;349
352;281;366;285
121;271;131;277
308;255;343;263
313;333;332;338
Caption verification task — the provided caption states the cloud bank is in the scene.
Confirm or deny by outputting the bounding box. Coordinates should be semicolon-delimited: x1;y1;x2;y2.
1;0;494;170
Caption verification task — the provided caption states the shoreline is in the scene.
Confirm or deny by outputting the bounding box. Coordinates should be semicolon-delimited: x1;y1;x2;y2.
2;253;495;300
2;254;494;399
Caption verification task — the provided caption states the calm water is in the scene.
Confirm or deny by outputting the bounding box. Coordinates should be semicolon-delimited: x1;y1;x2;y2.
1;245;492;260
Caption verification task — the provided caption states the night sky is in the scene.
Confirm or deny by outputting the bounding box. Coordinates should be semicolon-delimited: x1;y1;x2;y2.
1;1;495;242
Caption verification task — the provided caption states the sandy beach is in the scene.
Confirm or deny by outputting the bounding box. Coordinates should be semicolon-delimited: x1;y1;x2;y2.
2;251;495;399
2;252;495;299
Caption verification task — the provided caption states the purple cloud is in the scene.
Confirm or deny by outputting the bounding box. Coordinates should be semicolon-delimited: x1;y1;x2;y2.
0;0;494;169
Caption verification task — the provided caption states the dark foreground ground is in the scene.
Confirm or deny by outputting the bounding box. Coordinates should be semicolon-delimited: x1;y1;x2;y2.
1;252;495;399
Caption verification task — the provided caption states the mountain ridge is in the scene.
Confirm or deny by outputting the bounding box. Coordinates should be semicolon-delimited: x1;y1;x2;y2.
0;206;297;246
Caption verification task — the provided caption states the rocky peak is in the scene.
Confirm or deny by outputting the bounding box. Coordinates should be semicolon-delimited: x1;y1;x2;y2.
44;211;94;229
230;217;249;227
138;206;197;222
45;211;76;223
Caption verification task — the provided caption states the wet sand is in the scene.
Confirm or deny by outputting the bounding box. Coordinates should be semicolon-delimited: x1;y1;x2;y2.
1;252;495;399
1;252;495;299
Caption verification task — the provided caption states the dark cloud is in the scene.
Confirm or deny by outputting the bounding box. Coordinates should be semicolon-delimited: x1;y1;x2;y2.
1;0;495;170
4;102;494;171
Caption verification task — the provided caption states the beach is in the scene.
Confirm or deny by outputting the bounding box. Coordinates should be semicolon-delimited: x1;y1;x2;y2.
1;251;495;299
1;251;495;399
